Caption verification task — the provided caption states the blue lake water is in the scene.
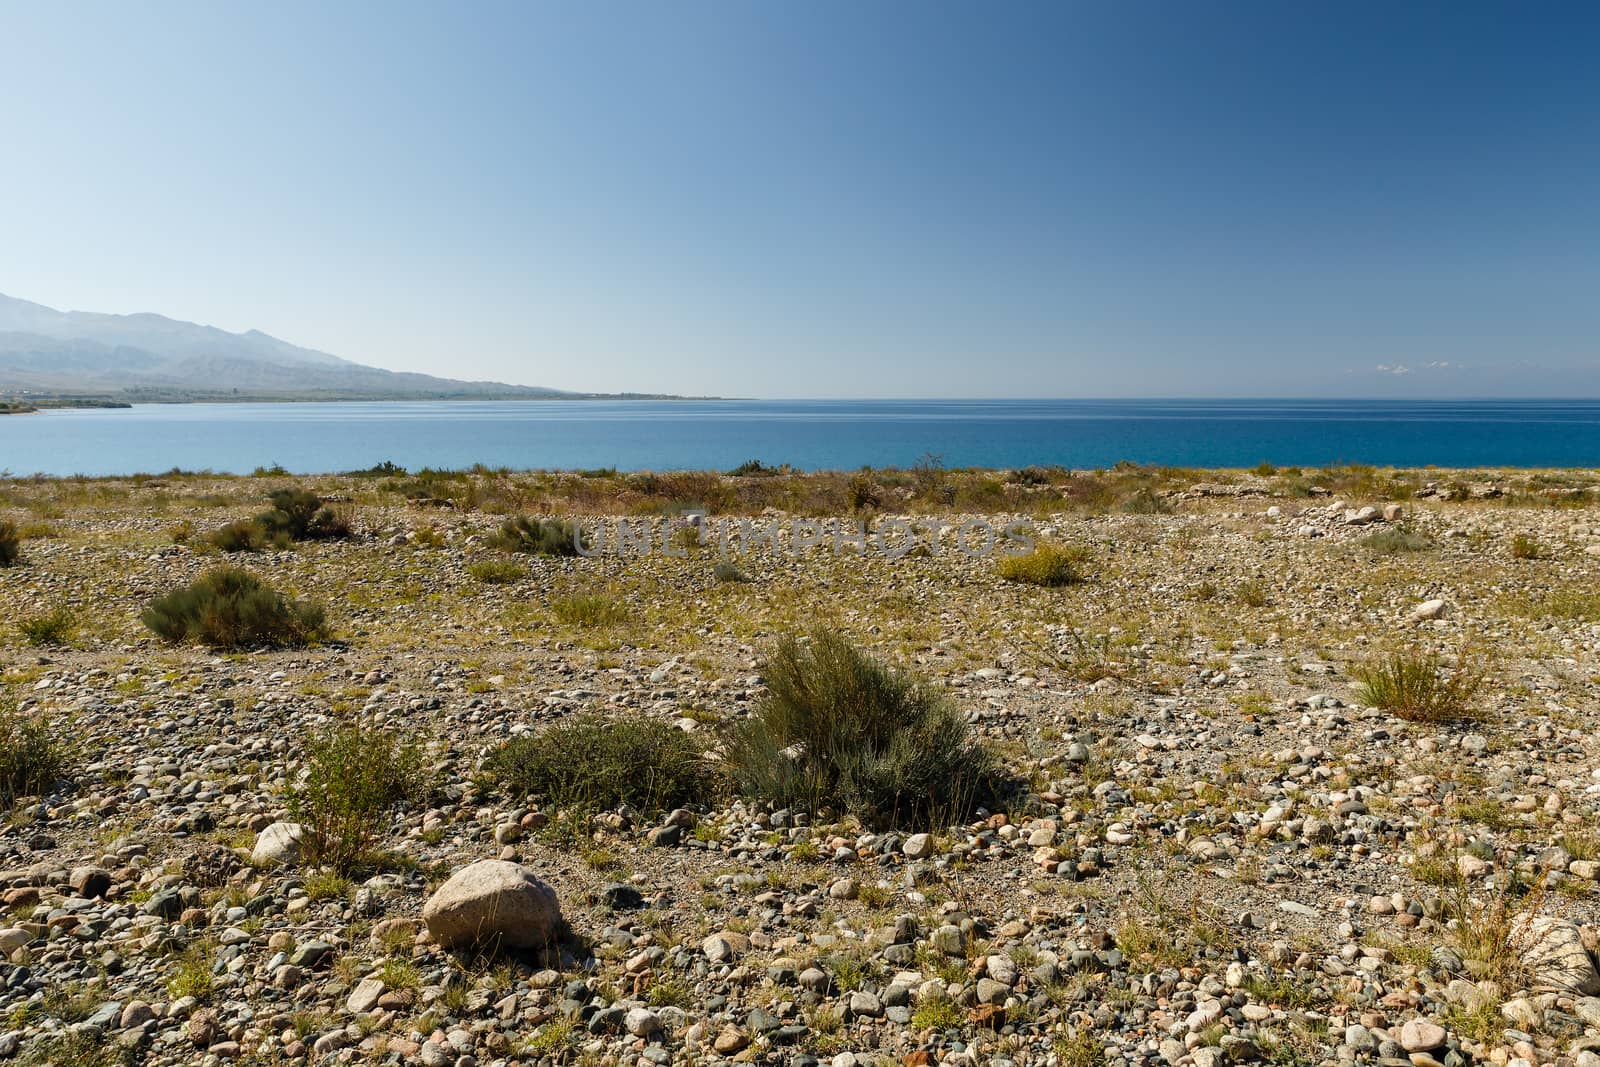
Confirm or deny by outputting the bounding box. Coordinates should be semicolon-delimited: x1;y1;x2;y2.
2;399;1599;476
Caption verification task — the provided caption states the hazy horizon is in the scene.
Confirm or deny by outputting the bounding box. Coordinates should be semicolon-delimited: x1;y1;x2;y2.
4;2;1599;399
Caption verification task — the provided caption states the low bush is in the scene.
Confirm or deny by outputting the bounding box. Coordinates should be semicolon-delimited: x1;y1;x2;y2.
996;542;1088;587
847;473;882;510
1236;579;1270;607
725;629;998;828
485;714;713;816
288;720;427;872
1510;534;1545;560
209;490;351;552
1120;488;1173;514
492;515;579;556
260;488;352;541
0;519;21;566
1353;650;1483;722
18;606;73;646
142;566;327;648
551;591;626;627
209;518;278;553
468;559;527;584
713;561;751;583
1;703;70;806
1360;527;1432;555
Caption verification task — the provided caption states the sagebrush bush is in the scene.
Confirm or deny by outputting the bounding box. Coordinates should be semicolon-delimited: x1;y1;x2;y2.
209;490;351;552
485;714;713;816
0;703;70;806
18;606;73;646
260;488;352;541
726;629;998;828
996;542;1088;587
209;518;278;553
1353;650;1483;722
288;720;426;872
0;519;21;566
142;566;327;648
492;515;579;556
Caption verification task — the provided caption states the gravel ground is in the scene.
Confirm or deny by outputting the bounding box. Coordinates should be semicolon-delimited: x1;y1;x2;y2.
3;466;1600;1067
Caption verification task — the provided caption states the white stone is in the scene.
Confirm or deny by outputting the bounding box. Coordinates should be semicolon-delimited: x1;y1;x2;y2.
250;822;305;866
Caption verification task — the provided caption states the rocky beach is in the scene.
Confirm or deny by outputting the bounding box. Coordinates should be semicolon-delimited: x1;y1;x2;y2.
3;463;1600;1067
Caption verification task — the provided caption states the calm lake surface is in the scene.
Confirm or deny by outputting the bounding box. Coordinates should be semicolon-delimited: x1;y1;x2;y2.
2;399;1599;476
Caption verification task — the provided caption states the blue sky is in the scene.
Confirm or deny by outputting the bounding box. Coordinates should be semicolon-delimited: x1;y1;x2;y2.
2;1;1598;397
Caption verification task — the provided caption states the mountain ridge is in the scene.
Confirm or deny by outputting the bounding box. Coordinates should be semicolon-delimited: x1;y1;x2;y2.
0;292;632;401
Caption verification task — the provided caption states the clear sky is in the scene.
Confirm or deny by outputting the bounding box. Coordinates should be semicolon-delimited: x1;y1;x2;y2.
3;1;1598;397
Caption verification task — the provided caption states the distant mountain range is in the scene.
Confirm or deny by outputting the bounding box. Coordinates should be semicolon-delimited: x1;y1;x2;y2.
0;292;650;402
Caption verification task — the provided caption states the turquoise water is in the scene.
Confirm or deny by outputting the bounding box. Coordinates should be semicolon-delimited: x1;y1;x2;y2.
2;399;1599;476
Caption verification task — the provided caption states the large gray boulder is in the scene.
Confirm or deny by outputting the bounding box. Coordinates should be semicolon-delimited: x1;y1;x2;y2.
422;860;563;951
1512;915;1600;995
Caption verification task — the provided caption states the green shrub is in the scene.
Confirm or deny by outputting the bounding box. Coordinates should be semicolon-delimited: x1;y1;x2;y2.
1534;590;1600;621
997;542;1088;587
485;714;713;816
492;515;578;556
209;518;276;553
0;703;70;806
288;720;426;872
468;559;527;584
713;561;751;583
0;519;21;566
260;489;352;541
1353;650;1483;722
142;566;327;648
551;591;626;627
847;473;882;510
726;629;998;828
1120;488;1172;514
1360;527;1432;555
1510;534;1545;560
1236;579;1270;607
14;1031;134;1067
18;606;73;646
209;491;350;552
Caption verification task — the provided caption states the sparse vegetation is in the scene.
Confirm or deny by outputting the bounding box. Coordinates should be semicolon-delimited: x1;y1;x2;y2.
1510;533;1545;559
0;703;70;806
551;591;626;627
0;519;24;566
996;542;1088;587
1352;650;1483;722
288;720;427;873
208;489;352;551
17;605;73;646
487;714;712;816
1359;526;1432;554
142;566;328;648
467;559;527;584
725;629;998;828
492;515;579;556
713;560;750;583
